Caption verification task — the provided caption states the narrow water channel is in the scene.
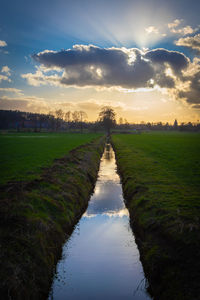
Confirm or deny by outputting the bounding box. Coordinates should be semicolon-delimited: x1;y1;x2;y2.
49;144;152;300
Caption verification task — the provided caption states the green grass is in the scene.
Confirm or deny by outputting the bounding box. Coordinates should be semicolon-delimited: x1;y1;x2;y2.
112;131;200;299
0;136;105;299
113;131;200;214
0;132;102;184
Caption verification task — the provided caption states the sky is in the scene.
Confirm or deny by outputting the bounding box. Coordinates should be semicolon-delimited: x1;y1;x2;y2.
0;0;200;123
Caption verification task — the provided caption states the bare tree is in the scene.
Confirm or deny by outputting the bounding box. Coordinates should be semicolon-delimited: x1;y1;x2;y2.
64;111;71;131
72;111;80;123
55;109;64;120
54;109;64;131
99;106;116;135
79;111;88;133
64;111;71;123
118;117;123;125
173;119;178;130
47;111;56;131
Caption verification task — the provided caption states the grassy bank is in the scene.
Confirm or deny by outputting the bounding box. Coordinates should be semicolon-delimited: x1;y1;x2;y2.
112;132;200;300
0;132;102;185
0;135;105;299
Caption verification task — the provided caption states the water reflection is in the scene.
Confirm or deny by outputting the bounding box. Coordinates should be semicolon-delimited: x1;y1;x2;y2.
85;144;125;217
83;208;129;218
49;144;151;300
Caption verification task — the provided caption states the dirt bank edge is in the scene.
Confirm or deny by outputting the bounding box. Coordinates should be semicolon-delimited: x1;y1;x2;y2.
111;138;200;300
0;136;105;300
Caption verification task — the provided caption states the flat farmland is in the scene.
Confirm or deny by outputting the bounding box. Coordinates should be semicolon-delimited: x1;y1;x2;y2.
0;132;102;185
112;131;200;227
113;131;200;190
112;131;200;299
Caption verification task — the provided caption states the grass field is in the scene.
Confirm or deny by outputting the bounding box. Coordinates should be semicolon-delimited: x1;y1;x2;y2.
112;131;200;299
0;132;102;185
113;131;200;216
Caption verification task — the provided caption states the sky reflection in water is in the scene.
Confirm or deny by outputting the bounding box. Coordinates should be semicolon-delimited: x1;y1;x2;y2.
49;145;151;300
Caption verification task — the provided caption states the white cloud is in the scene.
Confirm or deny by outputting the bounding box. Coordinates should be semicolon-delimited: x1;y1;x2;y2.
145;26;159;34
172;26;195;36
0;74;11;82
1;66;11;76
0;40;7;47
168;19;198;36
175;34;200;54
0;65;11;82
21;67;61;87
168;19;182;29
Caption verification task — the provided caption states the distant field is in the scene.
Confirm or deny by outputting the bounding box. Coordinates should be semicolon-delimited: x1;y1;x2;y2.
112;131;200;235
0;132;102;185
113;131;200;188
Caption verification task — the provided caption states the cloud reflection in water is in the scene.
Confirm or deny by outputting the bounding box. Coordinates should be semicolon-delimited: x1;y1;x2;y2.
49;144;151;300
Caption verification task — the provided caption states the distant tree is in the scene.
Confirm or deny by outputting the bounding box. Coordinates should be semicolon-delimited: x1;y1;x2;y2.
146;122;152;129
64;111;71;131
47;111;56;131
54;109;64;119
54;109;64;131
38;114;47;132
64;111;71;123
72;111;80;123
156;122;163;130
118;117;123;125
165;122;170;131
33;115;39;132
124;118;129;129
79;111;88;133
99;106;116;135
173;119;178;130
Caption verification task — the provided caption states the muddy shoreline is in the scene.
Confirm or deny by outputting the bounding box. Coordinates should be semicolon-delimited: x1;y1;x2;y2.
0;136;105;299
112;139;200;300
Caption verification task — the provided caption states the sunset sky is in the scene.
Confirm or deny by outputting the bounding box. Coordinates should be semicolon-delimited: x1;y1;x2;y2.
0;0;200;123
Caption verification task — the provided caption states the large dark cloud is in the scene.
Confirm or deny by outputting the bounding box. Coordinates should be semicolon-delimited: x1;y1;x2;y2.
33;46;129;68
21;44;200;105
32;45;189;90
144;48;189;74
33;46;152;88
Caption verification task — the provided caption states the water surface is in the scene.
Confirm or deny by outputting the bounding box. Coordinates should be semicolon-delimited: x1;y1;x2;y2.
49;144;151;300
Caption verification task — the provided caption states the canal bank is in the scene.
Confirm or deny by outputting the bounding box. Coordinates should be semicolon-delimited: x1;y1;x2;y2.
112;135;200;300
49;144;151;300
0;136;105;299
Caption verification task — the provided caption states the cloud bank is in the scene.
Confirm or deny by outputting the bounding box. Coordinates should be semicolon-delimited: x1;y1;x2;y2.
21;44;200;105
175;34;200;54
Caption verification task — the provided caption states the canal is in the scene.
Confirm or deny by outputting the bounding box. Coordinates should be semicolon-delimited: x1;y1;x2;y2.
49;144;152;300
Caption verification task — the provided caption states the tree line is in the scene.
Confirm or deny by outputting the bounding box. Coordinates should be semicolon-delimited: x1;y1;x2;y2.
0;109;89;132
0;108;199;133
